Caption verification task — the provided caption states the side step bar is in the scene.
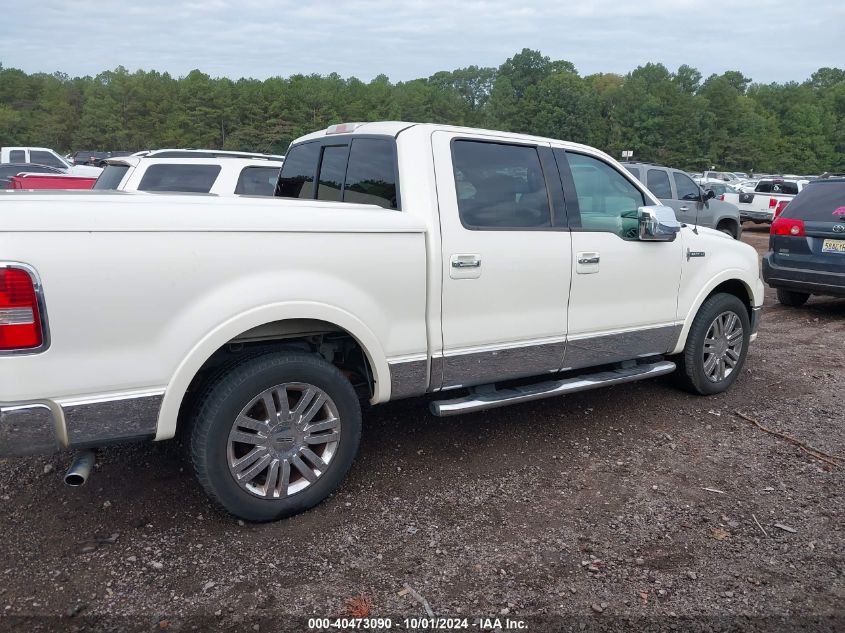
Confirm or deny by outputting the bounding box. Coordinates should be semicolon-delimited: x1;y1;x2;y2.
430;360;676;417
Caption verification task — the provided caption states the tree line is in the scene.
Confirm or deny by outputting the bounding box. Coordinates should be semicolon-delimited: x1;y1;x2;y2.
1;49;843;174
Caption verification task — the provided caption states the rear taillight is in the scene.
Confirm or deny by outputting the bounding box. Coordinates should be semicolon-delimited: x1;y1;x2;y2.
0;266;44;351
718;194;725;201
771;216;805;237
769;198;778;209
774;200;789;218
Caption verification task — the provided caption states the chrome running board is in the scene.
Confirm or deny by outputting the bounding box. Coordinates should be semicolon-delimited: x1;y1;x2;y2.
430;360;676;417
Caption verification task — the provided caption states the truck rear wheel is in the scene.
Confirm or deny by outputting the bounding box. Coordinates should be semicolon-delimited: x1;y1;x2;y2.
189;352;361;522
675;293;750;395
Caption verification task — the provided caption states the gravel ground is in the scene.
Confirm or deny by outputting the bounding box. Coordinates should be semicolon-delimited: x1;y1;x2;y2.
1;225;843;632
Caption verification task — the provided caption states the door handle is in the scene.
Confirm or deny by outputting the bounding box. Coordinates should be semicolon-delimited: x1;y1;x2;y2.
452;258;481;268
577;255;600;265
679;206;689;212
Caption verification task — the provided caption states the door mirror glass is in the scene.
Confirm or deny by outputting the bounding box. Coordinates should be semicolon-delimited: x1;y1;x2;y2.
639;205;681;241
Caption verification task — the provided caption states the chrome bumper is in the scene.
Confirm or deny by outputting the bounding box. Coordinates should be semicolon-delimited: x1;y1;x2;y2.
0;403;63;456
0;392;162;458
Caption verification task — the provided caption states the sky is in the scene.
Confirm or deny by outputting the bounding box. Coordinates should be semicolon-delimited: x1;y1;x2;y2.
1;0;842;84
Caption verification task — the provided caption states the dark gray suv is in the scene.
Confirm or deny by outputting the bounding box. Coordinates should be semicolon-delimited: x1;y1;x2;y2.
624;163;742;239
762;176;845;306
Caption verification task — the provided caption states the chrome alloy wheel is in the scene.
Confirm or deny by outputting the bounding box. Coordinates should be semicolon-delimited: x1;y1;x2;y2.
227;383;341;499
702;311;744;383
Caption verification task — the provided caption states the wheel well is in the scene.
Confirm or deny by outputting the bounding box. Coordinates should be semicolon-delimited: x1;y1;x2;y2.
716;218;738;236
176;319;374;432
707;279;752;319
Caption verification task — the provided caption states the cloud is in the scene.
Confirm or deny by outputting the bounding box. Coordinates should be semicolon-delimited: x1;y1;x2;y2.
0;0;841;83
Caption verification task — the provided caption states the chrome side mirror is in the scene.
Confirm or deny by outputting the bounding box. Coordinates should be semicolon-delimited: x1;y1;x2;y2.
639;205;681;242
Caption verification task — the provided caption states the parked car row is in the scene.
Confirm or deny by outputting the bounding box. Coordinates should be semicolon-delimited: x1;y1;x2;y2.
1;147;102;176
623;162;742;238
1;148;284;196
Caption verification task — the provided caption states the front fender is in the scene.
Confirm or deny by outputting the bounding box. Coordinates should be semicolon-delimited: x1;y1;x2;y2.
672;231;764;354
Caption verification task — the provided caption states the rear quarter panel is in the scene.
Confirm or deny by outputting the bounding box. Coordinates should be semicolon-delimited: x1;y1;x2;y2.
0;194;428;439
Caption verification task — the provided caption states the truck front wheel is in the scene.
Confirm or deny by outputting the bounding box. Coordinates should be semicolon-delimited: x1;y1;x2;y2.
675;293;751;395
189;353;361;522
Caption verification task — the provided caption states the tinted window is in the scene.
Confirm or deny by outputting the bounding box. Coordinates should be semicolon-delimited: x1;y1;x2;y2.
137;164;221;193
772;181;799;195
673;172;701;201
8;150;25;162
782;181;845;222
0;164;61;178
235;166;281;196
451;140;550;229
317;145;349;202
276;142;319;199
30;150;65;169
623;166;641;179
567;152;644;238
647;169;672;199
93;164;130;190
344;138;397;209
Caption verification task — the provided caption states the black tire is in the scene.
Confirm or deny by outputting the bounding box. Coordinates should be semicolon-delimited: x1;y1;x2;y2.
675;293;751;396
189;352;361;522
776;288;810;307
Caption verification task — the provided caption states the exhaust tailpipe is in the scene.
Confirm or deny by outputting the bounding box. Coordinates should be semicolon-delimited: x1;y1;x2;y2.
64;450;96;487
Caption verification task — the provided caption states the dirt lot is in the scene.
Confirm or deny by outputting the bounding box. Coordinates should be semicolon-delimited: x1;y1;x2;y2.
1;225;843;632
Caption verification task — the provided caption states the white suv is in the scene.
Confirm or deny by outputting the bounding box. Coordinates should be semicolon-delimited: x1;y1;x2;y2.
94;152;284;196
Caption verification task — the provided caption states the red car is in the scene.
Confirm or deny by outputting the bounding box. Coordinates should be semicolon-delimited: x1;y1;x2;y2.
9;173;96;190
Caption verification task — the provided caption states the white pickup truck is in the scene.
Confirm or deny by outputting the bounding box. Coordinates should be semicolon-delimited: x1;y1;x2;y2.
0;122;764;521
723;177;808;224
1;147;103;177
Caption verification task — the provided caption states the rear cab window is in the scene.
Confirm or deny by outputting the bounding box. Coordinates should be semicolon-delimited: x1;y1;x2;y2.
137;164;221;193
276;137;399;209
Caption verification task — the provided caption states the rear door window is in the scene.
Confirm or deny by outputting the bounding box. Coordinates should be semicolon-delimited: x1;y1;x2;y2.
782;181;845;223
235;166;281;196
343;138;398;209
137;164;221;193
647;169;672;199
8;150;25;162
673;172;701;201
93;164;129;190
452;140;551;229
276;142;320;198
30;150;66;169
